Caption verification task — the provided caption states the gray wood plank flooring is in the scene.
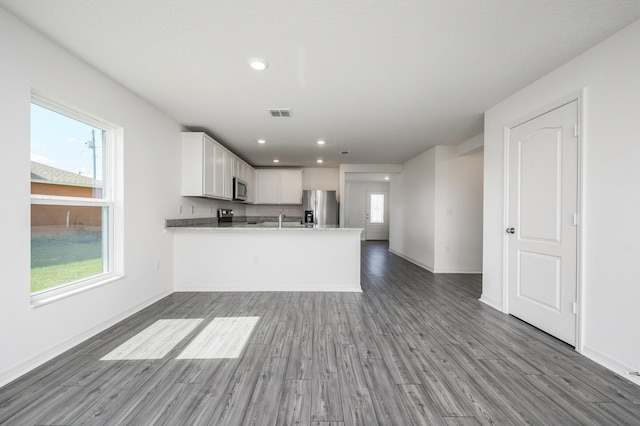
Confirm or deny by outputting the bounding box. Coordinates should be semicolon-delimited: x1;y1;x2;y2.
1;241;639;425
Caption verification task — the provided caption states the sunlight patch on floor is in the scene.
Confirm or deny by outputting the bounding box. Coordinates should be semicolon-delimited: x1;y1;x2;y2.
100;319;204;360
176;316;260;359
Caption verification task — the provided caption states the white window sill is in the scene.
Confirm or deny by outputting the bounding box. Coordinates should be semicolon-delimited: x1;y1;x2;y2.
30;274;124;308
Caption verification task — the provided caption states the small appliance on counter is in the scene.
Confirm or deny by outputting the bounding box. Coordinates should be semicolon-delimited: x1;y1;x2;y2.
217;208;234;227
302;190;339;225
304;210;314;224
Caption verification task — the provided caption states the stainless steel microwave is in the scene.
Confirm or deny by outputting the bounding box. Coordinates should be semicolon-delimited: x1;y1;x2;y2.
233;177;248;201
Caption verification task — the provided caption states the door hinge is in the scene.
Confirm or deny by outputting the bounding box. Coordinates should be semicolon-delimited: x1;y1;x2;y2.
572;213;578;226
574;124;578;137
572;302;577;315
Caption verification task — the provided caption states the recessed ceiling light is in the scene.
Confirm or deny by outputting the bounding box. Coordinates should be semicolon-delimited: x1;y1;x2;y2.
317;140;326;145
249;58;268;71
317;159;324;163
257;139;266;144
273;159;280;163
384;176;390;180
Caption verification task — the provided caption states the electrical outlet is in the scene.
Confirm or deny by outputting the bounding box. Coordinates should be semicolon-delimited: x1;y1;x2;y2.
154;259;160;271
252;256;259;265
179;205;183;214
191;205;195;214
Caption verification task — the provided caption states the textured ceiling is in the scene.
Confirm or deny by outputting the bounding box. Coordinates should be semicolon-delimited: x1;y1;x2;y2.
2;0;640;167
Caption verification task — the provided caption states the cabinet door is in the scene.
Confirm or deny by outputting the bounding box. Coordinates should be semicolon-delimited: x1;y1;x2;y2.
246;166;256;203
213;144;225;198
202;138;215;196
256;170;280;204
280;170;303;204
223;150;233;199
232;157;240;178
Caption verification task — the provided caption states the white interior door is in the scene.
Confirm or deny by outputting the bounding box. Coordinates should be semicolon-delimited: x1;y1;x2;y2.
507;101;578;346
366;191;389;240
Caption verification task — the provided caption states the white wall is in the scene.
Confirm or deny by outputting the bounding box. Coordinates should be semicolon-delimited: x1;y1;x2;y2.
338;164;403;225
389;148;436;270
345;181;390;240
390;144;484;273
482;19;640;384
434;149;484;273
302;167;339;191
0;8;187;386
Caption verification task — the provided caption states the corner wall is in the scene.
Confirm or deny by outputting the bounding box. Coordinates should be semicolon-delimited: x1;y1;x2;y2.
389;143;483;273
389;148;436;270
482;19;640;384
434;149;484;273
0;8;183;386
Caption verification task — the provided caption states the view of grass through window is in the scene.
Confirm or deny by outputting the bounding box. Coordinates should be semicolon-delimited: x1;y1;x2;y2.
31;100;109;294
31;231;103;293
31;204;106;293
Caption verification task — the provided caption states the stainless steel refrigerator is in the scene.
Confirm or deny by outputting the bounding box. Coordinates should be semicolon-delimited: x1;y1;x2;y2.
302;190;339;225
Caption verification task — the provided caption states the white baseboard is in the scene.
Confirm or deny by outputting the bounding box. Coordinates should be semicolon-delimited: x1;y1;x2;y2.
581;345;640;387
388;249;481;274
0;289;172;388
479;295;504;312
174;284;362;292
433;267;483;274
388;249;434;272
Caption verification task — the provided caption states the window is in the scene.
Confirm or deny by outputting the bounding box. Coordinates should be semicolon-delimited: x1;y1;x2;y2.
370;193;385;224
30;96;118;303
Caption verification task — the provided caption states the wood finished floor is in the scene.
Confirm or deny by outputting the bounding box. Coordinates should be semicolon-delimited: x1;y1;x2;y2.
2;241;640;425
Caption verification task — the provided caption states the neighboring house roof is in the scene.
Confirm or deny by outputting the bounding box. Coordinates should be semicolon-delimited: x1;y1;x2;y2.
31;161;100;188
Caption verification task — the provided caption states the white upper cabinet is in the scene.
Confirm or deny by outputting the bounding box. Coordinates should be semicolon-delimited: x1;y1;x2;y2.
182;132;234;200
255;169;303;205
279;170;303;204
213;142;225;198
233;157;256;203
256;169;280;204
245;166;256;203
183;132;300;205
182;132;214;197
223;150;233;199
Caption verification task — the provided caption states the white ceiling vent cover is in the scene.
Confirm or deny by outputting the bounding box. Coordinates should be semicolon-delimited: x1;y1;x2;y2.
268;109;292;117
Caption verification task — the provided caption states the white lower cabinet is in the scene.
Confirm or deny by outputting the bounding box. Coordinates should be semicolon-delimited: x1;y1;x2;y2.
255;169;303;204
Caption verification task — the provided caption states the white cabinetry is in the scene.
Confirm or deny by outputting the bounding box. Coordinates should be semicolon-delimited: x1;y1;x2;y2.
256;170;280;204
233;157;256;203
255;169;303;204
280;170;303;204
223;150;233;199
182;132;233;200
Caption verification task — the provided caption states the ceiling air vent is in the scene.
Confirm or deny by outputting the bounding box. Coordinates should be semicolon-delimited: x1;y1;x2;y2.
341;150;351;155
268;109;292;117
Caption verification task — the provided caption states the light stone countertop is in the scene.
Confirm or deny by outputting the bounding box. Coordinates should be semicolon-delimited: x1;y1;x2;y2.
168;223;363;232
165;216;362;232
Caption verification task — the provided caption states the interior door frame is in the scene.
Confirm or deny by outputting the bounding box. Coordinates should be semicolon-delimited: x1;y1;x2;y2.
502;90;585;352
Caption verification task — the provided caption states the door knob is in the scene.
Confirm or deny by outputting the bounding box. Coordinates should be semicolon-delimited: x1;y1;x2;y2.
506;227;515;234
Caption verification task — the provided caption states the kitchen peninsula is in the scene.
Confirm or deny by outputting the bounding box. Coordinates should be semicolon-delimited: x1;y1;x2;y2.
167;217;363;292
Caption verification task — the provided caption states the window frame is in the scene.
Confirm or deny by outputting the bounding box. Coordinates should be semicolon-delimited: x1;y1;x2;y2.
369;192;385;224
30;94;122;306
